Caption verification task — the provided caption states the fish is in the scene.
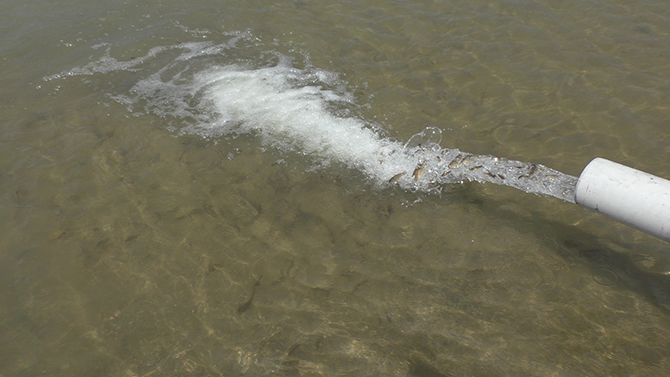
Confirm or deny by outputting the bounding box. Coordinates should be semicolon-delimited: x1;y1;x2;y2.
448;155;464;169
517;163;537;179
413;161;426;181
389;171;407;183
448;153;473;169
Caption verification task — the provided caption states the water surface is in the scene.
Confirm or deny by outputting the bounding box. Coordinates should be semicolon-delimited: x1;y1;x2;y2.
2;0;670;376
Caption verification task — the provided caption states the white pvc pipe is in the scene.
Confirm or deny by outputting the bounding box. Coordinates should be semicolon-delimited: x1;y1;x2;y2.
575;158;670;242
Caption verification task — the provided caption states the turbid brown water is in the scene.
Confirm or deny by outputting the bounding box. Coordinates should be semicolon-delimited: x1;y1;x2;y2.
3;0;670;376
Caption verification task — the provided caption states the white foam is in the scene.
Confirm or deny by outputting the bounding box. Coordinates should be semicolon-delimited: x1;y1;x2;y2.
45;39;577;201
195;63;576;200
43;32;250;81
198;64;416;185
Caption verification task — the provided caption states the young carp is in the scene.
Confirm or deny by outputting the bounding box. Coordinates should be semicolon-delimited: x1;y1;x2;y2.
448;153;474;169
413;161;426;181
389;171;407;183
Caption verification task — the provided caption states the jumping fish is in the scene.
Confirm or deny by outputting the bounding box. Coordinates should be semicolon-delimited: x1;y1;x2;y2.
448;153;473;169
389;171;407;183
413;161;426;181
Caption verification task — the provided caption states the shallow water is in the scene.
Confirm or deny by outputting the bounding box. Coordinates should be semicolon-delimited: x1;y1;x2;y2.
3;0;670;376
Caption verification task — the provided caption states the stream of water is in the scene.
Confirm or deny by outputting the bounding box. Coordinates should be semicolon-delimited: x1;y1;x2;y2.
47;40;579;202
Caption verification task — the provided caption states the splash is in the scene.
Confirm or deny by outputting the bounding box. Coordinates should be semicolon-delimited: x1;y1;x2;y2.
45;38;577;203
199;63;576;201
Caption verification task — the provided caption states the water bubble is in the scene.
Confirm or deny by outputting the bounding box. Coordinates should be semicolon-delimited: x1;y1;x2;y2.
405;126;442;152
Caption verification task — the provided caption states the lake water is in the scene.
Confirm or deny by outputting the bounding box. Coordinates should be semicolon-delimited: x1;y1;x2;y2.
3;0;670;376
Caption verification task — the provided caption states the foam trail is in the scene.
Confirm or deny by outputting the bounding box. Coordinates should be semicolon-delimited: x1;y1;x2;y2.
201;65;412;187
46;40;577;202
199;64;577;202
